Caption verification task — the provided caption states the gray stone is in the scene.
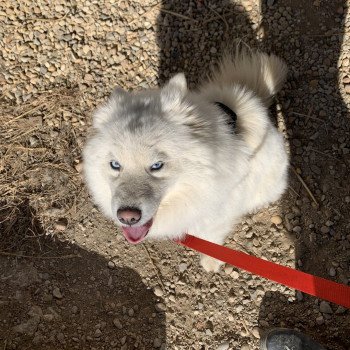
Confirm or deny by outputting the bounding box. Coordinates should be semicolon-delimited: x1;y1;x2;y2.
319;301;333;314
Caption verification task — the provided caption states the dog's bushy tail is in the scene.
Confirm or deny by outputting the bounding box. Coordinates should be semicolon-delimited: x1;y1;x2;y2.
211;48;288;106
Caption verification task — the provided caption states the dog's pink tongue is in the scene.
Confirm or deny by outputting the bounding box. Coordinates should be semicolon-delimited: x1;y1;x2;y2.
121;220;152;244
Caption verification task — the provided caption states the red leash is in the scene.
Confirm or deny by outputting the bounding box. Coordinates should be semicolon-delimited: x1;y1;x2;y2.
177;235;350;309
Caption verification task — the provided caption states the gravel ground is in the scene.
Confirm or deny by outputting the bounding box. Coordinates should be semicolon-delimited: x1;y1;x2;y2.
1;0;350;349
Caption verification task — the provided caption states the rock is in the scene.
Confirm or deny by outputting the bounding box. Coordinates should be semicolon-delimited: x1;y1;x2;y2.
241;345;250;350
224;265;234;275
260;320;269;327
178;263;187;273
296;291;303;301
252;326;260;339
217;341;230;350
319;301;333;314
75;162;83;173
44;208;63;217
54;218;68;231
52;287;63;299
154;286;164;297
335;306;346;314
28;306;43;318
320;226;329;234
128;308;134;317
316;315;324;325
309;79;318;88
94;329;102;337
271;215;282;225
43;314;54;322
72;306;78;314
57;332;65;343
113;318;123;329
205;329;213;336
231;271;240;279
107;261;115;269
154;338;162;348
293;226;302;233
329;267;336;277
13;316;40;335
29;135;40;147
245;228;254;238
155;303;166;312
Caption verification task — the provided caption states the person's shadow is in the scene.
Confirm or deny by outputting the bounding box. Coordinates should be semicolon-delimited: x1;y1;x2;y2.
157;0;349;348
0;201;166;349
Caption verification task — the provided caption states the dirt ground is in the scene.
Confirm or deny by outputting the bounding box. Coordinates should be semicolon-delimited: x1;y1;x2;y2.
0;0;350;349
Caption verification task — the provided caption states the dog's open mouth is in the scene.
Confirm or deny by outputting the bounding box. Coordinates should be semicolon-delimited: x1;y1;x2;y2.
121;218;153;244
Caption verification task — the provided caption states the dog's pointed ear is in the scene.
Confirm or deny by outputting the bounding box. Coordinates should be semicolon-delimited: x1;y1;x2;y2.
92;86;128;128
161;73;187;111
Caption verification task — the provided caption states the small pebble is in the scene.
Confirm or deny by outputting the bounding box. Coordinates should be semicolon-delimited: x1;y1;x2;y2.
154;338;162;348
224;265;234;275
107;261;115;269
319;301;333;314
94;329;102;337
316;315;324;325
252;326;260;339
75;162;83;173
231;271;240;279
217;342;230;350
113;318;122;329
271;215;282;225
128;308;134;317
205;329;213;336
52;287;63;299
320;226;330;234
154;286;164;297
335;306;346;314
296;291;303;301
329;267;336;277
293;226;302;233
178;263;187;273
54;219;68;232
155;303;166;312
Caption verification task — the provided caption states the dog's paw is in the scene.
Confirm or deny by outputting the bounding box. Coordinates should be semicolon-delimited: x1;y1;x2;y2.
200;254;223;273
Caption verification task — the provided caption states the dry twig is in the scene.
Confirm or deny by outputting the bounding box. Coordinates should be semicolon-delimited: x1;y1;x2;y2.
291;167;318;206
142;244;166;291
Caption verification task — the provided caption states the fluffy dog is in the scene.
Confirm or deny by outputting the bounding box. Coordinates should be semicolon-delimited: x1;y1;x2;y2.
83;49;289;272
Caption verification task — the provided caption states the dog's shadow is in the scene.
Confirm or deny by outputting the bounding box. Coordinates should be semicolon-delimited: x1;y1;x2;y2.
156;0;259;88
157;0;350;348
0;201;166;349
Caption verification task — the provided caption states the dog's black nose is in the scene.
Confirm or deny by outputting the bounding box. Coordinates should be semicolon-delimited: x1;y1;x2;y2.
117;207;141;225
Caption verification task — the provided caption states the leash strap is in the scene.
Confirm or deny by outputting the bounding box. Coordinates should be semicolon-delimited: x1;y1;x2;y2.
177;235;350;309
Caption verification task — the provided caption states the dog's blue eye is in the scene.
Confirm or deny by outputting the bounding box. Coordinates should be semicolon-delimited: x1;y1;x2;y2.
110;160;121;170
150;161;164;171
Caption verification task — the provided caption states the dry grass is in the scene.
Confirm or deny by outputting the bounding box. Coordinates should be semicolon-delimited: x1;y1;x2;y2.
0;89;87;252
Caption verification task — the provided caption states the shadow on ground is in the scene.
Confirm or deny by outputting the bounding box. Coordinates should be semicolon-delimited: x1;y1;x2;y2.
259;1;350;348
0;202;166;350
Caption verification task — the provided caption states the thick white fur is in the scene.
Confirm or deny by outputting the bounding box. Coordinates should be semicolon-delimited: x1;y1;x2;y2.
83;50;289;272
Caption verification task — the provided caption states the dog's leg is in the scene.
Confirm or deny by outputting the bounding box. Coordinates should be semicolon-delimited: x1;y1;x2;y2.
200;254;224;273
197;224;232;273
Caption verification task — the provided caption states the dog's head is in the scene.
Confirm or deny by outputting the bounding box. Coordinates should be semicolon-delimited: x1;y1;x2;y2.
83;74;218;243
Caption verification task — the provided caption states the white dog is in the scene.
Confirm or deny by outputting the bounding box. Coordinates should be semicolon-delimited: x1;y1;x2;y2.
83;49;289;272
